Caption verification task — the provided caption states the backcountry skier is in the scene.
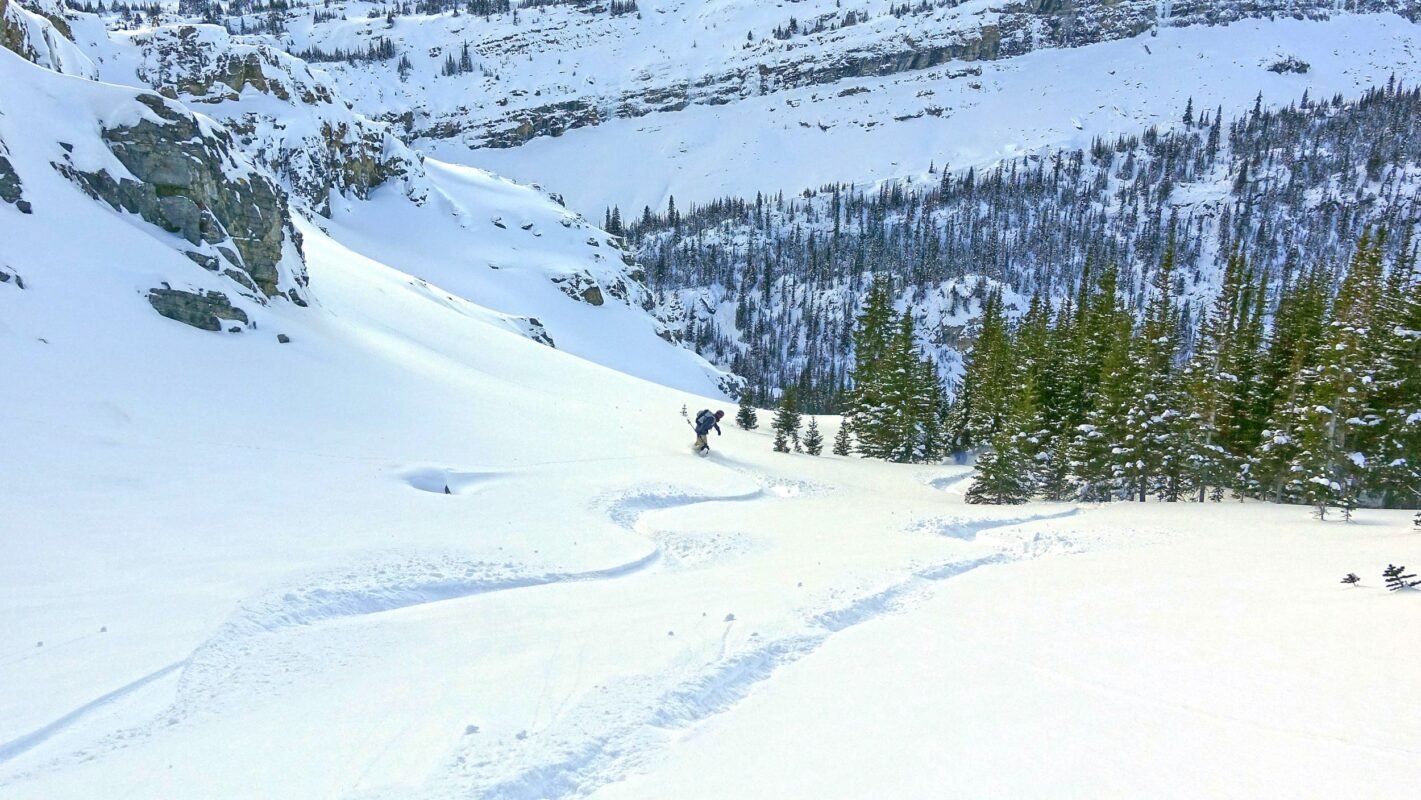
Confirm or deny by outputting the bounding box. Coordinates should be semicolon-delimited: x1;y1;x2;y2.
692;409;725;455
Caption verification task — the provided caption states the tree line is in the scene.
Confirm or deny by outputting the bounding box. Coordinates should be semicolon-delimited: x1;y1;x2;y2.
625;82;1421;414
958;229;1420;512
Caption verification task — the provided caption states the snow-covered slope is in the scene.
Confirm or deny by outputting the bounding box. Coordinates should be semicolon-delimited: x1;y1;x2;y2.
222;0;1421;213
463;13;1421;212
0;0;732;393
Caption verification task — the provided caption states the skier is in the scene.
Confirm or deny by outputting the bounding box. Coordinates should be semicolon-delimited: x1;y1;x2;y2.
692;409;725;455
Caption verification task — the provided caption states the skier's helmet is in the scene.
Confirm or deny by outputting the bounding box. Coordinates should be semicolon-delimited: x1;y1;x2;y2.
714;410;725;419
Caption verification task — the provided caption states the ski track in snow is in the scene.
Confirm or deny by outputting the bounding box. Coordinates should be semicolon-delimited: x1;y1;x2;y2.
911;507;1082;542
3;478;1087;797
435;508;1081;800
926;471;973;492
0;483;766;780
0;661;185;767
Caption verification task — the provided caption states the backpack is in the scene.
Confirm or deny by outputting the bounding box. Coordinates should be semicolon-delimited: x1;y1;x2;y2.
695;409;715;429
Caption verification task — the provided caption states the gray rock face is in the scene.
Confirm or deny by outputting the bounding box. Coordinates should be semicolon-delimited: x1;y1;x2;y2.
130;25;421;214
0;147;25;211
552;272;606;307
147;288;249;331
0;265;24;289
66;93;307;304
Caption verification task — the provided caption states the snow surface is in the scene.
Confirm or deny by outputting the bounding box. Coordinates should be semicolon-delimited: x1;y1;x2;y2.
3;177;1419;794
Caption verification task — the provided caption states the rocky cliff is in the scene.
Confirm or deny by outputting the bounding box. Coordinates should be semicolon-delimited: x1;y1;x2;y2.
117;24;426;215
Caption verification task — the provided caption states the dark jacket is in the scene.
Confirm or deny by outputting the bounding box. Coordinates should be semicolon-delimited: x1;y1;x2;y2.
694;410;722;437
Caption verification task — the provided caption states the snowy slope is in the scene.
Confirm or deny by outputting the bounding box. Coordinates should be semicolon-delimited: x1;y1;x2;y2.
461;13;1421;212
588;502;1421;800
3;2;732;393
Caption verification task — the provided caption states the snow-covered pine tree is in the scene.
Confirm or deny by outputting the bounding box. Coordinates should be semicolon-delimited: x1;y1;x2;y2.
1373;232;1421;508
772;426;790;453
1249;265;1331;500
946;288;1012;454
1038;433;1075;501
1182;251;1253;501
1120;240;1186;502
832;420;852;456
1383;564;1419;591
1071;305;1136;502
1341;572;1361;585
847;277;897;457
771;388;803;453
1278;230;1388;512
966;427;1034;505
803;418;824;455
736;394;759;430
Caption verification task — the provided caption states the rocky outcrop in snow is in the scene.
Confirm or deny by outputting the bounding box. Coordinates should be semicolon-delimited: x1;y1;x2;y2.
0;0;94;77
65;91;307;306
119;24;425;215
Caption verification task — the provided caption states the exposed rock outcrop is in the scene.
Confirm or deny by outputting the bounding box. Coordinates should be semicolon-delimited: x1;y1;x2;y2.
0;142;28;213
66;93;304;304
125;25;424;214
147;287;248;331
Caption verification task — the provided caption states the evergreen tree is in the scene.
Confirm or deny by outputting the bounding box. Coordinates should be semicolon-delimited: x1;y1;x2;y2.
1276;230;1387;512
1071;287;1137;501
1383;564;1419;591
771;388;803;452
947;289;1013;453
966;428;1034;505
1374;234;1421;507
1249;265;1331;499
1121;240;1185;502
735;394;759;430
1182;251;1254;500
832;420;852;455
772;426;790;453
846;276;896;454
1038;433;1075;501
803;418;824;455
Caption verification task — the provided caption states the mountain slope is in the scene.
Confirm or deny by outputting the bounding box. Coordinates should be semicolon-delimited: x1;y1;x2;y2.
1;1;732;394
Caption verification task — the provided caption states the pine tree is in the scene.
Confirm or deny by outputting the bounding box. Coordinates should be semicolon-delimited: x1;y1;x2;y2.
832;420;852;455
803;418;824;455
1038;433;1075;501
771;388;802;452
966;428;1034;505
1373;233;1421;508
735;394;759;430
1276;230;1388;513
1249;265;1332;500
1340;572;1360;585
847;277;896;455
1383;564;1419;591
1071;295;1137;502
1182;250;1253;500
1119;240;1185;502
946;289;1013;454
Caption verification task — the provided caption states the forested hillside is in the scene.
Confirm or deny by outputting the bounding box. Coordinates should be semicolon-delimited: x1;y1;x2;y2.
628;83;1421;411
